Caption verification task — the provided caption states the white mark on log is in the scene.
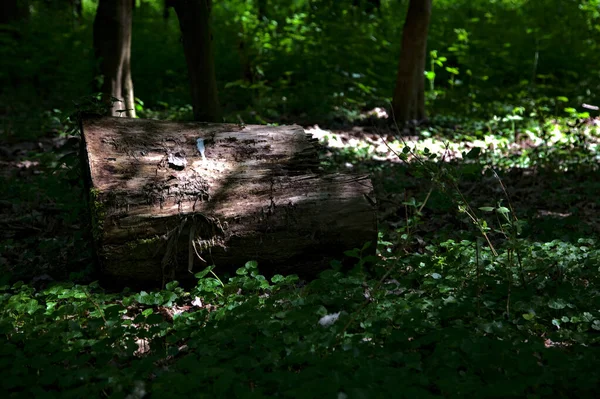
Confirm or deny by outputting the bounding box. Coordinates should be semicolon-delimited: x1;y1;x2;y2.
196;138;206;161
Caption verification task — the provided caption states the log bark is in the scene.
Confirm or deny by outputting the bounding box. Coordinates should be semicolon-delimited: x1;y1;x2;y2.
391;0;432;124
80;116;377;285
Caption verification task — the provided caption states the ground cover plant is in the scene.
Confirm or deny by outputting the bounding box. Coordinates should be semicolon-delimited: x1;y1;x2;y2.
1;0;600;397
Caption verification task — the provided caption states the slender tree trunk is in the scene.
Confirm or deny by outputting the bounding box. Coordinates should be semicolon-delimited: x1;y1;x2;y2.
93;0;136;117
163;0;175;21
238;39;254;83
173;0;220;122
70;0;83;24
392;0;432;124
122;50;136;117
0;0;28;25
257;0;267;20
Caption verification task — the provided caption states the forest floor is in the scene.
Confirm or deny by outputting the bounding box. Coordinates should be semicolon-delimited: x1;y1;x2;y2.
310;116;600;241
1;114;600;397
1;115;600;281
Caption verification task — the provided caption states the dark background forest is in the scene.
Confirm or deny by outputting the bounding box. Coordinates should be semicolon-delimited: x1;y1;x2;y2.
1;0;600;397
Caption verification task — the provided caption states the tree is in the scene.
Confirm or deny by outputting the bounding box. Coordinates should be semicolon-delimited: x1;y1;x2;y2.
70;0;83;25
172;0;220;122
257;0;267;21
0;0;28;25
93;0;136;117
163;0;176;21
392;0;432;124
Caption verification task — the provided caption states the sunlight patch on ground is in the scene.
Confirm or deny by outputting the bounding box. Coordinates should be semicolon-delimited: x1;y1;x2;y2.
305;124;511;162
306;117;600;166
537;210;572;218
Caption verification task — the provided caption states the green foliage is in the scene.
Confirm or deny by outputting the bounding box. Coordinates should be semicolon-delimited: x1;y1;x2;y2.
2;234;600;397
2;110;599;396
2;1;600;396
4;0;598;130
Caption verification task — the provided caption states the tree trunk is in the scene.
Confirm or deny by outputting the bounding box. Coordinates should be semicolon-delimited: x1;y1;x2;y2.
0;0;28;25
163;0;175;21
172;0;220;122
70;0;83;24
80;116;377;286
122;49;136;117
93;0;136;118
391;0;432;124
257;0;267;20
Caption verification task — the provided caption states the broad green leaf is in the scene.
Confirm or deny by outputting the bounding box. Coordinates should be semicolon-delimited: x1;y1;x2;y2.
245;260;258;269
142;308;154;317
195;266;214;279
465;147;481;159
146;313;164;325
548;298;567;309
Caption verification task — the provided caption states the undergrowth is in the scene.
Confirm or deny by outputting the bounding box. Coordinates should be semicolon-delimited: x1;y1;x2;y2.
1;1;599;396
2;241;600;397
1;113;600;397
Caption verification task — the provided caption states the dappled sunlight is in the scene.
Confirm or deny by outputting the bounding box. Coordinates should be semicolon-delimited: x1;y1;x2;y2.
307;116;600;169
2;0;600;397
537;210;572;218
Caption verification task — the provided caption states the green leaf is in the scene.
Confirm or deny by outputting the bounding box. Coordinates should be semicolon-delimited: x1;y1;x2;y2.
195;266;214;279
344;248;360;258
146;314;164;325
496;207;510;214
24;299;42;314
142;308;154;317
479;207;495;212
136;291;161;306
548;298;567;309
465;147;481;159
461;163;481;176
162;292;177;306
522;313;535;321
245;260;258;269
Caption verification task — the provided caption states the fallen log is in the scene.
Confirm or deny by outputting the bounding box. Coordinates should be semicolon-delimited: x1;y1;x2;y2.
80;116;377;285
